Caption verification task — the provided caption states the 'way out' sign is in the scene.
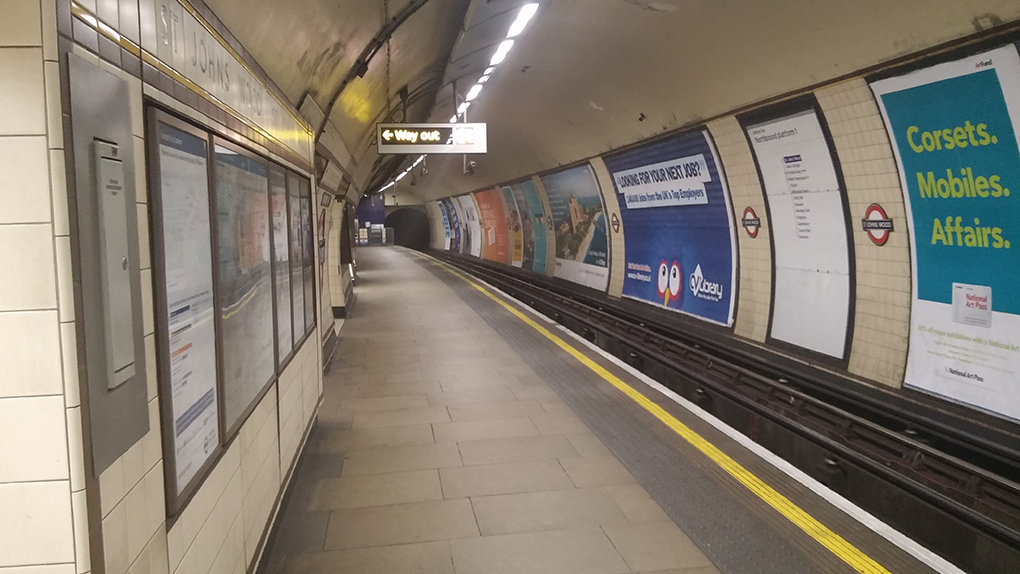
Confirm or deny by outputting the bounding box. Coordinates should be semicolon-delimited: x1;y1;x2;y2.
377;123;487;154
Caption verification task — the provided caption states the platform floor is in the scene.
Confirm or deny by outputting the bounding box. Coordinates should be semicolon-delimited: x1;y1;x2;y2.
259;247;941;574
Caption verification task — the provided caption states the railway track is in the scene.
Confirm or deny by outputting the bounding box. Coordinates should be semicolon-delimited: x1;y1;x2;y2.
432;251;1020;573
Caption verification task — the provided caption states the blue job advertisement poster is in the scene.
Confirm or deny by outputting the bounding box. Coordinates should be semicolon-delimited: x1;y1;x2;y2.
437;200;451;250
872;44;1020;421
604;130;737;326
442;198;461;253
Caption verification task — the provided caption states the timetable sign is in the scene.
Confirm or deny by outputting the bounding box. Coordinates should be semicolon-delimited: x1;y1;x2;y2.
377;123;487;154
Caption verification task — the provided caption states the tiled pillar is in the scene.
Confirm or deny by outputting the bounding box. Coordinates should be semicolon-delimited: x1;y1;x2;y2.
0;0;89;572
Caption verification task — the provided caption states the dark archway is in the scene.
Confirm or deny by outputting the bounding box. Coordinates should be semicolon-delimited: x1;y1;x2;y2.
384;208;430;251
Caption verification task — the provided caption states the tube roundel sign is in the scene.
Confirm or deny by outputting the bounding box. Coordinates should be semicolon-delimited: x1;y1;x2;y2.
861;203;894;246
741;206;760;238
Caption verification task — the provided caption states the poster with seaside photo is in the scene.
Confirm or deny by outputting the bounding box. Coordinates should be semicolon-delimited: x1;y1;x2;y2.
540;164;610;290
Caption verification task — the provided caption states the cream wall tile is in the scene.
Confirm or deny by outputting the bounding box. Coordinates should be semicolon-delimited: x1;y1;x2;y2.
145;334;157;400
0;224;56;310
140;268;154;335
43;60;62;149
0;396;68;482
0;480;75;566
103;499;130;574
0;136;51;224
100;457;126;518
60;321;80;407
50;149;69;236
133;137;147;204
137;203;151;270
0;0;42;47
66;406;86;492
71;489;90;573
0;310;62;397
0;566;75;574
0;48;46;135
55;236;74;322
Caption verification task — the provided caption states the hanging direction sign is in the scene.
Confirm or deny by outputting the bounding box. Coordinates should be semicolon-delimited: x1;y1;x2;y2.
377;123;487;154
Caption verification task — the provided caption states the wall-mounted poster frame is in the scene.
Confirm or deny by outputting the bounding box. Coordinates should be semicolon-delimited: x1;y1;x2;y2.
739;94;857;365
147;108;223;515
147;105;318;517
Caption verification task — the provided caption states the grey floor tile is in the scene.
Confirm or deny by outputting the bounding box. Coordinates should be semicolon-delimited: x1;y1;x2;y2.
439;459;574;498
341;443;463;476
356;381;443;399
325;499;479;550
281;542;454;574
472;487;630;535
458;435;579;466
318;424;435;452
447;400;547;422
510;384;561;401
602;522;714;572
559;456;637;488
335;395;430;413
450;528;630;574
605;484;671;523
271;510;329;554
307;469;443;510
433;417;539;444
351;406;451;429
565;432;613;457
427;387;518;407
531;412;591;435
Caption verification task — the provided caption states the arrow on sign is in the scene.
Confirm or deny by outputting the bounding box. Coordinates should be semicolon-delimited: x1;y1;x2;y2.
382;130;394;141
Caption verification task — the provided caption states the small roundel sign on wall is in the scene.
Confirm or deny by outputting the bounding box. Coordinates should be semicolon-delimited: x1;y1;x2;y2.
861;203;894;246
741;207;760;238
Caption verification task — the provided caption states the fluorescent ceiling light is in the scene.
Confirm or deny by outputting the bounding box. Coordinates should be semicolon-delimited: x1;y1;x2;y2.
465;84;483;101
395;171;407;182
478;75;489;84
457;102;471;114
489;40;514;66
484;67;495;75
450;115;458;123
506;3;539;38
379;182;394;191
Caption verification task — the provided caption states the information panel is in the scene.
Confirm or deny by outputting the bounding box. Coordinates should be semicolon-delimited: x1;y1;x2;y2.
872;45;1020;420
437;200;452;250
746;108;852;358
215;144;274;430
540;164;610;290
456;195;483;258
502;187;525;267
475;189;510;264
605;130;737;326
155;122;219;494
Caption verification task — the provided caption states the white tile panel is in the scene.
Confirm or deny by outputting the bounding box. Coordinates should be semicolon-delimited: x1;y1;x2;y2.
0;480;75;566
0;136;51;224
0;223;56;311
50;149;69;236
60;321;80;408
0;310;62;397
0;48;46;136
0;395;68;482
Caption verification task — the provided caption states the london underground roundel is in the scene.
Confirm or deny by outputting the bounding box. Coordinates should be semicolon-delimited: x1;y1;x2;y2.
861;203;894;246
741;207;760;238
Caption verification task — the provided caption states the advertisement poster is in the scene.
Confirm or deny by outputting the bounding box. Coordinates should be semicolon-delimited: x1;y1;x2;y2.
437;200;452;250
540;164;610;290
502;187;525;267
156;122;219;493
872;45;1020;420
474;189;510;264
456;195;483;258
443;198;461;252
745;108;852;358
507;183;539;271
604;130;736;326
519;180;549;274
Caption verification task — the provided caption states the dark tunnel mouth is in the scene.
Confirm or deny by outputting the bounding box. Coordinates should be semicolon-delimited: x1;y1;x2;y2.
384;207;431;251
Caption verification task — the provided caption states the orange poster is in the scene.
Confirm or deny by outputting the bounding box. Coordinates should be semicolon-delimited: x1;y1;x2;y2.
474;189;510;264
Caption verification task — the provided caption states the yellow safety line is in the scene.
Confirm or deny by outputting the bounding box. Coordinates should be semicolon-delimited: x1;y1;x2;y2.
437;261;892;574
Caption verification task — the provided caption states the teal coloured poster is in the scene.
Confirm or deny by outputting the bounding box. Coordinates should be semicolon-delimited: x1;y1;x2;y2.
873;44;1020;421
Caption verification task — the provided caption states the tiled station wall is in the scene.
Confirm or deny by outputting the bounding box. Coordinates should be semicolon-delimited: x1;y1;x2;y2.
429;78;931;391
1;1;325;574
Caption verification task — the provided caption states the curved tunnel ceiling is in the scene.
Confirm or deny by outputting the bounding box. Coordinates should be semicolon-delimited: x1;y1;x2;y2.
408;0;1020;202
201;0;1020;201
